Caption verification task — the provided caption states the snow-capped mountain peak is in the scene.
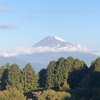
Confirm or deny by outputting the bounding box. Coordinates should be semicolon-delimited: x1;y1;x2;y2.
54;36;65;42
2;36;90;57
33;36;73;47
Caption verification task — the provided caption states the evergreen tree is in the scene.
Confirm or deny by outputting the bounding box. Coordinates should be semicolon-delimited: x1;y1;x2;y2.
38;68;47;88
0;65;8;90
45;57;74;90
68;59;88;89
22;63;37;92
6;64;23;90
89;57;100;88
90;57;100;72
54;57;73;90
45;61;56;89
54;57;68;90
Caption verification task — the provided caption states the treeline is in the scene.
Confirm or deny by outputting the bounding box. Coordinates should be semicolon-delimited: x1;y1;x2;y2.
0;57;100;100
0;63;37;100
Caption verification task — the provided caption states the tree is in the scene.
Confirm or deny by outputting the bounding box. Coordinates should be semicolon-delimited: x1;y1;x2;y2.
45;57;74;90
45;61;56;89
38;68;47;88
22;63;38;92
89;57;100;88
90;57;100;72
0;65;8;90
54;57;70;90
6;64;23;90
0;87;26;100
68;59;88;89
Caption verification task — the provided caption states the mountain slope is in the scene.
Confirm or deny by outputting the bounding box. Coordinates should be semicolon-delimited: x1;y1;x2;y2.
33;36;73;48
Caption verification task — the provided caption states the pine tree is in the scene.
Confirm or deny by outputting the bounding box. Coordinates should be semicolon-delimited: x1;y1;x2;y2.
45;57;74;90
89;57;100;88
45;61;56;89
38;68;47;88
90;57;100;72
22;63;38;92
6;64;23;90
54;57;72;90
0;65;8;90
68;59;88;89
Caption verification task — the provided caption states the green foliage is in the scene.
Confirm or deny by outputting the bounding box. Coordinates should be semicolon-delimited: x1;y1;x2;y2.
1;57;100;100
32;89;71;100
0;87;26;100
6;64;23;90
0;65;8;90
38;68;47;88
87;57;100;88
54;57;71;90
73;59;87;70
68;68;88;89
45;57;88;90
90;57;100;72
45;57;75;90
45;61;56;89
22;63;38;92
68;59;88;89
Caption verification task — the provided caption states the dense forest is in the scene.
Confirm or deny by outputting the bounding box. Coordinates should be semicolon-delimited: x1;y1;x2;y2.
0;56;100;100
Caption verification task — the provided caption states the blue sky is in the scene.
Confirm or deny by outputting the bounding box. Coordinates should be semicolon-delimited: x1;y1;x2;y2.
0;0;100;55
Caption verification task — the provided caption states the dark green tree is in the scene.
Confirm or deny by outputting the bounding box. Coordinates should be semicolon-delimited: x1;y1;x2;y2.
22;63;38;92
38;68;47;88
0;65;8;90
6;64;23;90
54;57;69;90
89;57;100;88
45;61;56;89
68;59;88;89
45;57;74;90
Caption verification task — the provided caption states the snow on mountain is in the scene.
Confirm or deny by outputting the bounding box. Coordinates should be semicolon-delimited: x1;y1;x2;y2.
54;36;65;42
33;36;89;53
2;36;90;57
33;36;73;48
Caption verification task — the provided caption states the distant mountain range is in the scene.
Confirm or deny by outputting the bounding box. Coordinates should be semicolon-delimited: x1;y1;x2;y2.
0;36;98;72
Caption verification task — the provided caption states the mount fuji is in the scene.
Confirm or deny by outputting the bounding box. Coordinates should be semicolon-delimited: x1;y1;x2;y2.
0;36;98;72
32;36;90;53
33;36;73;48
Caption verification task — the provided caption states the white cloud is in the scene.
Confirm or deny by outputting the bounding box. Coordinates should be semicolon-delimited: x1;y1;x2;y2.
2;45;90;57
0;24;15;29
0;7;8;12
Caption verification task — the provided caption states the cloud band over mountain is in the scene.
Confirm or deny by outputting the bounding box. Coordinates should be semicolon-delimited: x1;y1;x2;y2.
2;45;90;57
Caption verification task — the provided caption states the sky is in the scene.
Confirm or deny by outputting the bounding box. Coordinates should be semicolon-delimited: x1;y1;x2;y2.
0;0;100;56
